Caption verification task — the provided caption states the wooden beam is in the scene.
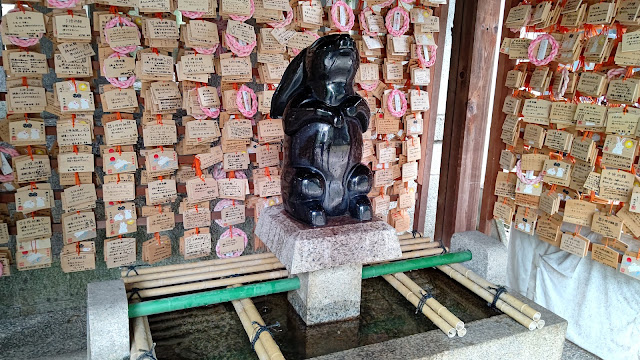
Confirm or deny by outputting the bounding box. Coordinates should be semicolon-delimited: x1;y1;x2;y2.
414;4;450;234
478;0;519;235
6;210;257;236
435;0;503;245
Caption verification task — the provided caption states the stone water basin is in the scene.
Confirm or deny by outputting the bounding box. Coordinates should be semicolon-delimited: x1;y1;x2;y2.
147;268;500;360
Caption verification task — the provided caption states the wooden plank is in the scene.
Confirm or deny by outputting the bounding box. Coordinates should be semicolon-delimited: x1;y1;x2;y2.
478;0;519;235
435;0;504;245
7;209;257;235
42;124;273;137
0;184;402;204
414;4;449;234
94;153;283;167
436;0;474;246
8;151;281;169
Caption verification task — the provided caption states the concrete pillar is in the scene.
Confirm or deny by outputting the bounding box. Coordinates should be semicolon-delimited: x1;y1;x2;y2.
87;280;130;360
450;230;508;286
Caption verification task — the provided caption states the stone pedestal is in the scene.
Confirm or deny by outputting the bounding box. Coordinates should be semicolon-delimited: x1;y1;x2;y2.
450;231;508;286
86;280;130;360
288;264;362;325
255;205;401;325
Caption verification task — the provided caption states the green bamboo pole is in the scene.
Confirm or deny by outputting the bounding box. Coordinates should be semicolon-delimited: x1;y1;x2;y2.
128;251;471;318
128;277;301;318
361;251;472;279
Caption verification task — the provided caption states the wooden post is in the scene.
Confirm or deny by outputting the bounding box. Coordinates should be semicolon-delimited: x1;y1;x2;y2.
414;3;450;233
478;0;521;235
435;0;505;245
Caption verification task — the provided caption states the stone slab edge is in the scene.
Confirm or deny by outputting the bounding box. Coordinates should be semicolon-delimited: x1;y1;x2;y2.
255;206;402;274
309;289;568;360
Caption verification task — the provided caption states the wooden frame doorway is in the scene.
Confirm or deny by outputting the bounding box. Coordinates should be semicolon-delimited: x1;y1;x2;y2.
413;0;506;246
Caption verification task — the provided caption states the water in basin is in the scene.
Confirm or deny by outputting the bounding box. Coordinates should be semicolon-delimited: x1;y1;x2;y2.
148;268;500;359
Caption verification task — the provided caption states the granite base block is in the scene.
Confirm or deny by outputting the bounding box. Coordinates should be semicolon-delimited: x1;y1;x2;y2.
450;231;508;286
86;280;130;360
256;206;401;325
255;206;401;274
289;264;363;325
255;205;401;325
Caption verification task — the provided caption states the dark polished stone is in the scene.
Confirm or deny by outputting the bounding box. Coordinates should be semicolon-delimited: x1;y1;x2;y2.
271;34;373;226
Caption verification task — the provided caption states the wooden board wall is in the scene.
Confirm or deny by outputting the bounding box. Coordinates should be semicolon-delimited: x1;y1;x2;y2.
435;0;506;244
478;0;521;235
414;4;450;234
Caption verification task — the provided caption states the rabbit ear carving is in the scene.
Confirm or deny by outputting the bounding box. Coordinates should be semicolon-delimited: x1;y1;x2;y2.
270;48;307;119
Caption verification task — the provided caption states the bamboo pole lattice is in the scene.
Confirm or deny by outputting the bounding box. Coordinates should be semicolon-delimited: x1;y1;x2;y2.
448;263;541;321
382;274;457;338
392;272;465;333
437;265;537;331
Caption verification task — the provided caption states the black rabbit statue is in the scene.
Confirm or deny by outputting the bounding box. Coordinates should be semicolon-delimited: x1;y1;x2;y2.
270;34;373;227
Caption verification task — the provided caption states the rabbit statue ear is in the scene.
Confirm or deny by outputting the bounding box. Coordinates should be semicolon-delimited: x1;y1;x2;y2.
270;48;307;119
